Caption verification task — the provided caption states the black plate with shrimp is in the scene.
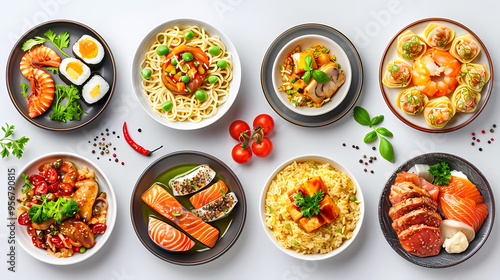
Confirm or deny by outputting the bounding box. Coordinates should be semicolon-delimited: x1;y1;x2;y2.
6;19;116;131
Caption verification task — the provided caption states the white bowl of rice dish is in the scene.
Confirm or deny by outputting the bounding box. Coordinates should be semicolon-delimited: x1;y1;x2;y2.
260;155;364;261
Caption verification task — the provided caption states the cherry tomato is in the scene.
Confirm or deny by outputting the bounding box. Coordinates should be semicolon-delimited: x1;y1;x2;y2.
92;223;107;234
32;236;45;249
18;211;31;226
229;120;251;141
59;183;73;196
29;174;44;185
48;181;60;193
231;144;252;164
44;167;58;184
253;114;274;136
27;224;36;237
252;137;273;158
34;182;48;196
73;247;81;253
51;236;65;249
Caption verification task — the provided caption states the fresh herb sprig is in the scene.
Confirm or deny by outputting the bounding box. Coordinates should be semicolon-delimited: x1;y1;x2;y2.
353;106;394;162
27;195;80;224
22;29;70;57
0;123;29;159
50;85;86;122
294;190;324;219
301;54;331;84
428;162;451;186
20;83;29;98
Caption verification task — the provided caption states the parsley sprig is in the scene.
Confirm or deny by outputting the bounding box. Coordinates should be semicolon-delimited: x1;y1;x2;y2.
50;85;86;122
353;106;395;162
294;190;324;219
428;162;451;186
22;29;70;57
0;123;29;159
20;83;29;98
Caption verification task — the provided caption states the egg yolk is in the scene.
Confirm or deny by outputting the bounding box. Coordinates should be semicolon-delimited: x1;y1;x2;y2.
79;38;98;59
66;62;83;80
89;85;101;98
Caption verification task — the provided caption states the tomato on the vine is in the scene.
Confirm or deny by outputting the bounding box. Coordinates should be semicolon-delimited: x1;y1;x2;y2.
44;167;58;184
231;144;252;164
253;114;274;136
229;120;251;141
252;137;273;158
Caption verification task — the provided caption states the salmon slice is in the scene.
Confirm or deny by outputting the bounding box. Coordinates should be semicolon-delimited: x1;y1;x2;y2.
395;171;421;187
441;176;484;204
398;224;442;257
189;181;228;209
439;193;488;233
419;178;440;201
392;209;442;235
142;184;219;248
148;217;195;252
389;196;438;221
389;182;431;205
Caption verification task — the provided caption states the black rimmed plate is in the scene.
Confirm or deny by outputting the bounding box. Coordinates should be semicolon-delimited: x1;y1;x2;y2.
6;19;116;131
130;151;247;265
378;153;495;268
260;23;363;127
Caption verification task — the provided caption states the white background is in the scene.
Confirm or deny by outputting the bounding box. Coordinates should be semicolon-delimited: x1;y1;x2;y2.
1;0;499;279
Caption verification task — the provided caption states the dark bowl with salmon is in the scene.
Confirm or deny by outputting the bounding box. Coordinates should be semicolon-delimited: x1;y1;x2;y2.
6;19;116;131
130;151;247;265
378;153;494;268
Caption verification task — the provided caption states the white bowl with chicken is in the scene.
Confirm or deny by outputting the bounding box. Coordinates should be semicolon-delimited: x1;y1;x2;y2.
272;34;352;116
14;152;116;265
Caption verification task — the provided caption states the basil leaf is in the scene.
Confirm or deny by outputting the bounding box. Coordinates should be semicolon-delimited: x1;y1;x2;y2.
364;131;378;143
312;70;331;84
379;136;394;162
305;54;313;68
302;71;311;84
353;106;371;126
370;115;384;126
377;127;393;137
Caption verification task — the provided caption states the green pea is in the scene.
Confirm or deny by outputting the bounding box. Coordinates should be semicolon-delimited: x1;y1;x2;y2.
141;69;152;79
195;90;208;102
349;196;357;202
184;30;194;40
217;60;227;69
171;59;178;66
162;101;173;112
208;45;221;56
79;247;87;253
156;45;169;56
207;76;218;84
181;75;190;83
182;52;194;62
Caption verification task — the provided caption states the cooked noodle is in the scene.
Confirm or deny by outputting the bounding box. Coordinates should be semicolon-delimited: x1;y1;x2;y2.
141;25;233;123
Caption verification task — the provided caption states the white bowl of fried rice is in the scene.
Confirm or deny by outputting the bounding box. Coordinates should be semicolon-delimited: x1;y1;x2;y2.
260;155;364;260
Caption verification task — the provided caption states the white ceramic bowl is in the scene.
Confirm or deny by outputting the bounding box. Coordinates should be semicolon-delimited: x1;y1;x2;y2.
131;18;241;130
260;154;364;261
272;35;352;116
15;152;116;265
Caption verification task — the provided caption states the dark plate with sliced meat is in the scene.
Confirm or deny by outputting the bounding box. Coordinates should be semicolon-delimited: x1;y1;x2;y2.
378;153;495;268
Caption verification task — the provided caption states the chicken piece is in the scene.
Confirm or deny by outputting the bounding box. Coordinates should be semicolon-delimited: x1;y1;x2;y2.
73;179;99;223
305;63;346;104
32;218;55;230
319;195;340;223
299;215;326;233
60;218;96;248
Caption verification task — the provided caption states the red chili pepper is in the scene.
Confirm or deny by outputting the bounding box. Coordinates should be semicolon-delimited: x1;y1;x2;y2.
123;122;162;156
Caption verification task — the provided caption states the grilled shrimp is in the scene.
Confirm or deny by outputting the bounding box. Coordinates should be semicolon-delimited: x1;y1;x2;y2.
27;68;55;118
20;46;61;79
